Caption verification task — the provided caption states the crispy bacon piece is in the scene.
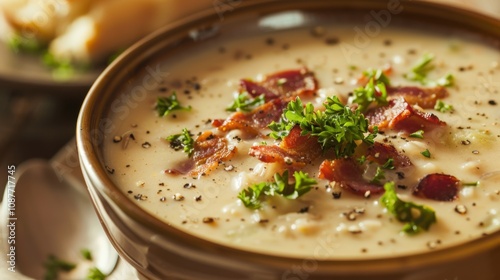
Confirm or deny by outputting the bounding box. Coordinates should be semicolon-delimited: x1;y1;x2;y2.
413;173;460;201
166;131;237;177
240;68;318;101
356;142;413;168
387;86;448;109
366;97;445;132
318;159;385;196
213;97;288;137
248;126;322;167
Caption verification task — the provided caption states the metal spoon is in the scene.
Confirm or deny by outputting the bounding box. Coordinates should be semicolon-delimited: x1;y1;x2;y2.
0;159;118;279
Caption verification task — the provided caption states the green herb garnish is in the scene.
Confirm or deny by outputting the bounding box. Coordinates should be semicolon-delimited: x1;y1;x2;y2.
268;96;377;158
381;158;395;170
421;149;431;158
409;130;425;139
44;255;77;280
349;78;388;112
408;53;435;83
166;128;194;156
357;155;367;164
238;170;316;209
405;53;454;87
371;167;386;185
380;182;437;234
436;73;454;87
81;249;93;261
8;33;45;54
370;159;394;184
462;181;479;187
156;92;192;117
86;267;106;280
226;92;265;112
434;100;454;113
42;52;76;80
362;68;391;85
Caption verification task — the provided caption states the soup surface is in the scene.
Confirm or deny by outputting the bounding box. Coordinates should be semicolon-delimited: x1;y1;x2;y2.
103;21;500;259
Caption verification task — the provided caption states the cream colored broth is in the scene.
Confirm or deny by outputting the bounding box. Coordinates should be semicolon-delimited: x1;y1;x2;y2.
103;25;500;259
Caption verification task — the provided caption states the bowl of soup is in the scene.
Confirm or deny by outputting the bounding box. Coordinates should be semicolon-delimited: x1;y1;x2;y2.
77;0;500;279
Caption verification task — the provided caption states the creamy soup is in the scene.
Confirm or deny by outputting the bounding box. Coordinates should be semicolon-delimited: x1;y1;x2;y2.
103;22;500;259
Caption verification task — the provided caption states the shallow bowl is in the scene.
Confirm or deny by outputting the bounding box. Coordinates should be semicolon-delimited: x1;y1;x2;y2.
77;1;500;279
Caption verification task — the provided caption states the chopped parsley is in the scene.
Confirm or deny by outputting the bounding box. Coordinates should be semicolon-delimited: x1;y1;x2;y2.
42;52;77;80
268;96;377;158
434;100;454;113
370;158;394;184
380;182;437;234
371;167;386;185
156;92;192;117
226;92;265;112
8;33;45;54
405;53;454;87
381;158;395;170
357;155;367;164
86;267;106;280
462;181;479;187
407;53;434;82
436;73;455;87
238;170;316;209
44;255;76;280
409;130;424;139
362;68;391;85
349;78;389;112
81;249;93;261
421;149;431;158
166;128;194;156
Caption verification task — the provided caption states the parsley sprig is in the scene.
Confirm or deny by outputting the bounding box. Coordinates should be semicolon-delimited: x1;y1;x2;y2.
238;170;316;209
380;182;437;234
226;92;265;112
156;92;192;117
349;78;389;112
166;128;194;157
43;255;77;280
405;53;454;87
434;100;454;113
8;33;45;54
362;68;391;85
86;267;107;280
370;158;394;184
269;96;377;158
409;130;424;139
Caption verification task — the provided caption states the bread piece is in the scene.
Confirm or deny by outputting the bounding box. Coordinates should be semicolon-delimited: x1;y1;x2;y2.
49;0;212;64
0;0;101;43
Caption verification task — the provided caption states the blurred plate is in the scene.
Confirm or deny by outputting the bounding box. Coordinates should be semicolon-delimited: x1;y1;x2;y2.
0;41;103;96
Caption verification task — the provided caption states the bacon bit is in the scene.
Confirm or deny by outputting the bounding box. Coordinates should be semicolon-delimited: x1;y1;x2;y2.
240;68;318;101
213;97;288;138
366;97;446;132
249;145;304;167
166;131;237;177
387;86;448;109
413;173;460;201
318;159;385;196
357;142;412;168
249;126;322;168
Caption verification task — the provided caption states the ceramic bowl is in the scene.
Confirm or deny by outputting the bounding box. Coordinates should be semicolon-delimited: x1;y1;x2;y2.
77;1;500;279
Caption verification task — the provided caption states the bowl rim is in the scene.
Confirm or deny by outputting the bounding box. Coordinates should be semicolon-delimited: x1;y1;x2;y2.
77;0;500;275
